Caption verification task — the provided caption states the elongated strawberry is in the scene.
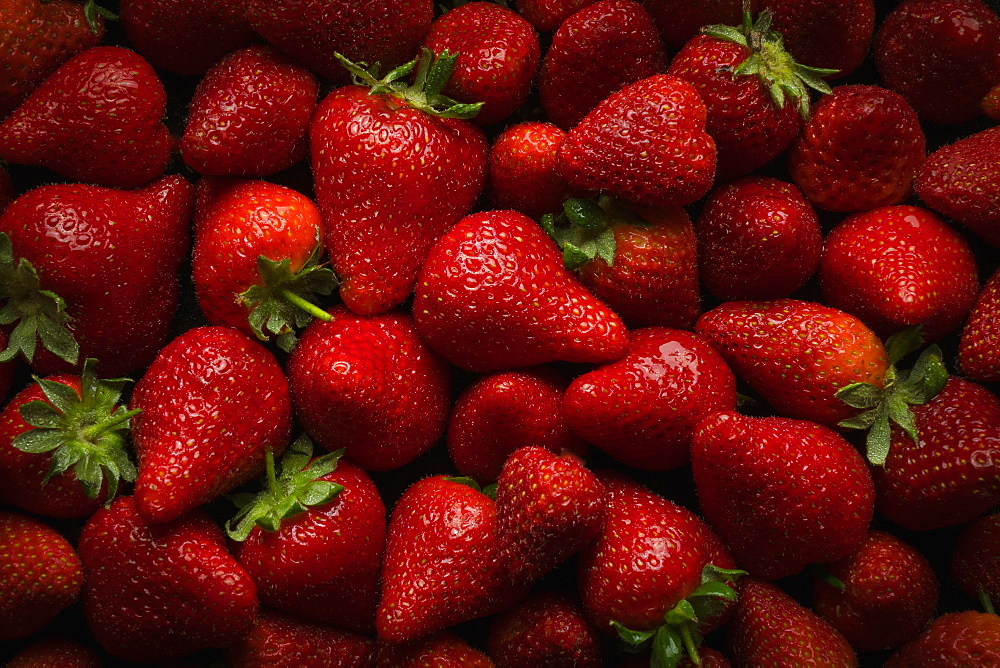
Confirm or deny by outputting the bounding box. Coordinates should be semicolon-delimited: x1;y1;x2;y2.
951;513;1000;605
487;590;604;668
884;610;1000;666
226;609;376;668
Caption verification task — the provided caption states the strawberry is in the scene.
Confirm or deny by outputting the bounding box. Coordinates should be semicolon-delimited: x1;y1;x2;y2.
119;0;255;75
960;265;1000;381
640;0;744;50
5;637;102;668
0;46;172;189
0;175;194;377
811;530;939;652
788;84;926;212
557;74;716;208
495;445;606;584
884;610;1000;666
915;125;1000;247
694;176;822;301
412;209;629;373
422;2;540;127
487;590;604;668
79;495;258;663
191;177;335;351
0;510;83;641
875;0;1000;125
226;608;376;668
514;0;598;32
951;513;1000;605
286;306;450;472
538;0;663;131
0;0;109;119
310;50;487;315
727;577;859;667
129;326;293;524
819;205;979;342
983;81;1000;119
228;437;386;634
181;44;320;177
447;367;583;484
759;0;875;79
563;328;737;471
376;630;494;667
694;299;888;426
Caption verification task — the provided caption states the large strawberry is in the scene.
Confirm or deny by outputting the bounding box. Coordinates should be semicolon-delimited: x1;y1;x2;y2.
310;50;487;315
487;590;604;668
226;609;376;668
0;46;172;189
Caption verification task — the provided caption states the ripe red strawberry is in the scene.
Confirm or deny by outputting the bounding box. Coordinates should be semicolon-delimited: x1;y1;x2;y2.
694;299;888;426
129;326;293;524
960;265;1000;381
915;125;1000;247
447;367;583;484
247;0;434;85
412;209;629;373
423;2;540;127
0;46;172;189
0;175;193;377
487;590;604;667
79;496;258;663
788;84;926;212
287;306;450;472
514;0;598;32
0;0;108;119
226;608;376;668
692;411;875;580
495;446;606;584
951;513;1000;604
181;44;320;177
119;0;255;75
875;0;1000;125
0;510;83;641
695;176;821;301
310;51;487;315
759;0;875;79
727;577;859;667
564;328;737;471
557;74;716;208
538;0;663;131
376;630;494;667
884;610;1000;666
820;205;979;342
192;177;335;351
5;637;102;668
811;530;939;652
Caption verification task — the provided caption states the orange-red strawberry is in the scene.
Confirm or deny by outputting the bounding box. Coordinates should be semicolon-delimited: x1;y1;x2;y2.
960;266;1000;382
226;608;376;668
375;630;494;667
951;513;1000;604
884;610;1000;666
759;0;875;79
487;590;604;668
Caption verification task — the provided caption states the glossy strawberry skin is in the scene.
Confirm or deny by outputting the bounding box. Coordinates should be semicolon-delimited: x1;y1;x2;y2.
487;122;580;220
487;590;604;668
884;611;1000;666
759;0;875;79
950;513;1000;604
0;46;172;189
226;609;376;668
960;266;1000;381
130;326;293;525
412;210;629;373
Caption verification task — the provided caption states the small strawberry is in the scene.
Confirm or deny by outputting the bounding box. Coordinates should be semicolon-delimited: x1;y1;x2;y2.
5;637;102;668
960;265;1000;381
376;630;494;667
129;326;293;524
884;610;1000;666
0;46;172;189
951;513;1000;605
0;510;83;642
79;496;258;663
487;590;604;668
226;608;376;668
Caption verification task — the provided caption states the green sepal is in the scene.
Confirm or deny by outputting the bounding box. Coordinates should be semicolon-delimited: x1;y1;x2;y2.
481;483;497;501
811;564;847;591
980;590;996;616
226;435;345;542
442;475;482;493
652;626;685;668
82;0;117;32
612;622;656;649
540;197;618;271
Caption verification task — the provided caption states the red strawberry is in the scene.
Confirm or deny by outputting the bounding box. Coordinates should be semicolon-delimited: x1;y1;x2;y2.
951;513;1000;604
0;46;172;189
412;209;629;373
423;2;540;127
694;299;888;426
191;177;335;351
884;610;1000;666
0;175;193;377
811;530;939;652
129;326;293;524
788;84;926;212
563;328;737;471
727;577;859;667
820;205;979;342
759;0;875;79
5;637;102;668
960;265;1000;381
487;590;604;668
875;0;1000;125
310;51;487;315
79;496;258;663
286;306;450;472
694;176;821;301
692;411;875;580
376;630;494;667
0;510;83;641
538;0;663;131
557;74;716;208
119;0;255;75
447;366;583;484
226;608;376;668
181;44;320;177
514;0;598;32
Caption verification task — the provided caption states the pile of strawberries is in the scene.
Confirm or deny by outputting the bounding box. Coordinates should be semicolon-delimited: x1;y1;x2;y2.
1;0;999;665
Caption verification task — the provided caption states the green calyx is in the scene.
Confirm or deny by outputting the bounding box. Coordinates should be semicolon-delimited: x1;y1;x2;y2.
14;358;139;502
335;48;483;119
0;233;80;366
81;0;118;33
226;435;345;542
701;9;836;119
239;243;338;353
540;196;649;271
613;564;745;668
836;326;949;467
